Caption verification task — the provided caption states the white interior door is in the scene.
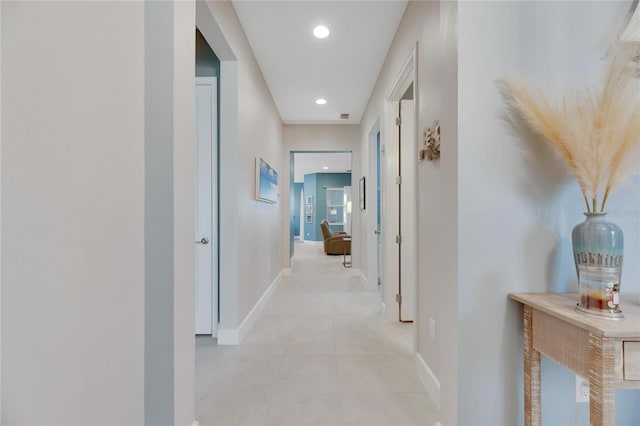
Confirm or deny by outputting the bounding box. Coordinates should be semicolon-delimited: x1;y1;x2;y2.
195;77;218;335
381;100;415;322
399;99;415;322
381;101;400;321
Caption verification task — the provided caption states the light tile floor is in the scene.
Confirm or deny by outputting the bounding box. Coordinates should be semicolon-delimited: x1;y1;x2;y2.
195;241;439;426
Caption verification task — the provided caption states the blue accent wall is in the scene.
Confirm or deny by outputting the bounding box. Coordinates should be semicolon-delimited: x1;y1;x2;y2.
292;183;304;236
302;174;317;240
303;173;352;241
376;131;381;228
289;154;295;259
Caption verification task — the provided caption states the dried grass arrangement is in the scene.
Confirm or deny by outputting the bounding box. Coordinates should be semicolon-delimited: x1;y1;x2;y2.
504;44;640;213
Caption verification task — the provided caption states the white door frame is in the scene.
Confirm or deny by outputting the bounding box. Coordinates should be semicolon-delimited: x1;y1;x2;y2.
366;118;381;293
381;42;418;350
398;99;415;323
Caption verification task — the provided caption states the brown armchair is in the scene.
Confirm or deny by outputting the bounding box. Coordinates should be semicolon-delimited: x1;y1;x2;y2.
320;219;351;255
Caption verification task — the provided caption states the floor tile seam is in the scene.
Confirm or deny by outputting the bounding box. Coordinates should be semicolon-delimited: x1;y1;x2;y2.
334;353;391;361
259;352;287;426
332;319;339;411
336;391;432;395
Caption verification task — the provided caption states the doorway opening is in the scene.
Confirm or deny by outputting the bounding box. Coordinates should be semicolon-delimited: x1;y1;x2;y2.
380;43;417;345
289;151;353;262
365;119;383;293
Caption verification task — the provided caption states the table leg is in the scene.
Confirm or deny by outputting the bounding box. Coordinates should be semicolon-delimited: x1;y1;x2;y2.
342;240;351;267
589;335;616;426
524;305;541;426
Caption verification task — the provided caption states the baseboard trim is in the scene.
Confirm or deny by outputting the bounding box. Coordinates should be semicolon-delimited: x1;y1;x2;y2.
358;269;379;292
416;352;441;409
352;269;369;289
217;269;284;345
216;328;239;345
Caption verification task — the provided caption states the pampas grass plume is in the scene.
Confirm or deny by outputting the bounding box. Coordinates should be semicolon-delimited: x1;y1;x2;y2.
504;44;640;212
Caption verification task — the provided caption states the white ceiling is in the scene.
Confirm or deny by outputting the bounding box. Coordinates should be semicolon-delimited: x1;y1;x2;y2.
232;1;408;125
294;152;352;183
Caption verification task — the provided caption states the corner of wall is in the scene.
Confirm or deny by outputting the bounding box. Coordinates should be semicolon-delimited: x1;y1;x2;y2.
217;269;286;345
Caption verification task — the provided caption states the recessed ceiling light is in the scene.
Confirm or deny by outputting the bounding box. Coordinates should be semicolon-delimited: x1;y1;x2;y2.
313;25;330;39
323;166;329;170
315;98;327;105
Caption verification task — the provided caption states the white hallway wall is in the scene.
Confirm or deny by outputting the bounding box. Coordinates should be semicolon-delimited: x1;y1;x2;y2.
2;1;196;423
360;1;639;425
458;1;639;425
2;0;285;423
358;1;459;424
2;2;147;423
198;1;284;336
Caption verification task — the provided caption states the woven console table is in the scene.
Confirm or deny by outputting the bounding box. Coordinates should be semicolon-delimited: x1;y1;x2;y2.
509;293;640;426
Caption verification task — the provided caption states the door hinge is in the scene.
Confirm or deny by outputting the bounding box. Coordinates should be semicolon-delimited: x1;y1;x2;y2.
396;294;402;303
380;144;385;154
396;176;402;185
395;235;402;244
395;117;402;126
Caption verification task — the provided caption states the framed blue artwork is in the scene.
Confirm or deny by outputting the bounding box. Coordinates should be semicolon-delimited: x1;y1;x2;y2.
255;157;278;203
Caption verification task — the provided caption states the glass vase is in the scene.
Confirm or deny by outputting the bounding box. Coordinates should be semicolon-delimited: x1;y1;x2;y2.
572;212;624;319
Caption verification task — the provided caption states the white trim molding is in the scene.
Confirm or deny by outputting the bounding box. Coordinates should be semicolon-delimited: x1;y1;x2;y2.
353;268;378;292
416;352;441;409
217;269;284;345
215;328;239;346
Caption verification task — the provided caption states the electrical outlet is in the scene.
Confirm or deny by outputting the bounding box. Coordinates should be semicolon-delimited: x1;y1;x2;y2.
429;318;436;341
575;375;590;403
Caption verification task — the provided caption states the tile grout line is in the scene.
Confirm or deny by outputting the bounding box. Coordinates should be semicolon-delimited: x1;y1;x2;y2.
257;289;286;426
331;308;344;425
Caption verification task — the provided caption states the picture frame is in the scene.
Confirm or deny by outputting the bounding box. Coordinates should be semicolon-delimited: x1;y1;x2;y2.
359;176;366;210
305;204;313;214
255;157;278;203
305;195;313;204
305;214;312;223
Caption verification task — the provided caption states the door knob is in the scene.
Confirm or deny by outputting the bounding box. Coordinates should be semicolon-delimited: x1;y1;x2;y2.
195;237;209;245
374;230;381;235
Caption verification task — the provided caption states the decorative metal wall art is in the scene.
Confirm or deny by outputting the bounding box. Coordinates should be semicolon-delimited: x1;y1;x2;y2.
419;120;441;162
